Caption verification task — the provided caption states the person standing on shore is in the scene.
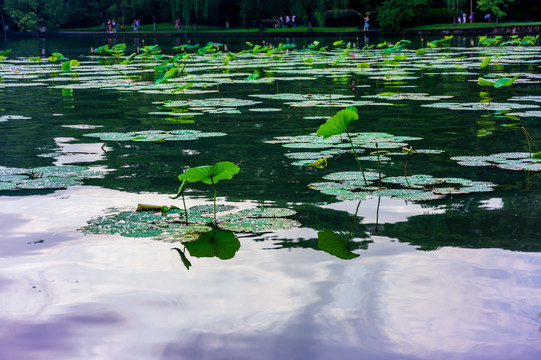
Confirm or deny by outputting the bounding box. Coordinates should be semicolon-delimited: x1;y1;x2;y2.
364;14;369;31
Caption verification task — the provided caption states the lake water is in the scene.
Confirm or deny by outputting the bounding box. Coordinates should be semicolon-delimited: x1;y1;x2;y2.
1;34;540;359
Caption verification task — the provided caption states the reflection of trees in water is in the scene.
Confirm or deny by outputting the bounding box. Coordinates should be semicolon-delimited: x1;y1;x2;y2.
380;195;541;252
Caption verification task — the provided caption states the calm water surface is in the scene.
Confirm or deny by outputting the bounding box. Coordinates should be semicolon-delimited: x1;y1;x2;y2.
0;34;540;359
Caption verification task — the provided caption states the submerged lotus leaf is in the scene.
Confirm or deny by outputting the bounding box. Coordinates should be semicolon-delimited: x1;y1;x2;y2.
323;171;380;182
372;189;444;201
220;218;301;232
238;207;296;218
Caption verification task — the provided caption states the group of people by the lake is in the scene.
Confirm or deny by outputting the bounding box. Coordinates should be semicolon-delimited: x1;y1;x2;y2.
457;11;475;23
274;15;298;28
106;19;119;33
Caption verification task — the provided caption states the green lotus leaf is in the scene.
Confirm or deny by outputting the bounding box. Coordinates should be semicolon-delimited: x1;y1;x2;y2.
190;204;236;214
17;178;83;189
238;207;296;218
372;189;444;201
179;161;240;185
493;74;520;88
318;229;360;260
220;218;301;232
323;171;380;182
316;108;358;139
183;228;240;260
0;182;16;190
121;228;165;238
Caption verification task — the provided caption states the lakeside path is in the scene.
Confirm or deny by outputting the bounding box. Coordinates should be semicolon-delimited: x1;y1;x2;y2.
9;23;541;39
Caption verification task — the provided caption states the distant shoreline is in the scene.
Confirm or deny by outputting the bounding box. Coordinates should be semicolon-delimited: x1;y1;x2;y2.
3;24;540;39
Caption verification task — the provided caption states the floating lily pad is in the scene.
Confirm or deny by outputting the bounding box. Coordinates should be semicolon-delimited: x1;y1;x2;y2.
372;189;444;201
220;218;301;232
323;171;381;182
0;182;17;190
83;129;226;142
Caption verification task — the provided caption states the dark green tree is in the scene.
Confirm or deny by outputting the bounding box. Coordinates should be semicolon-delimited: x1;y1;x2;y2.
477;0;514;20
377;0;430;31
4;0;66;31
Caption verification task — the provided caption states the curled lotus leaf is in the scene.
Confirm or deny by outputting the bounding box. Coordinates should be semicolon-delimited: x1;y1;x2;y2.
316;108;358;139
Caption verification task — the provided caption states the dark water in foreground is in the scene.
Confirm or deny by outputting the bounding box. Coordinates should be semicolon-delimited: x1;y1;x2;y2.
0;35;540;359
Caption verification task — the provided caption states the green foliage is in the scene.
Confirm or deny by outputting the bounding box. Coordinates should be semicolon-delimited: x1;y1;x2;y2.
178;161;240;185
316;108;358;139
477;0;514;19
4;0;65;31
377;0;430;32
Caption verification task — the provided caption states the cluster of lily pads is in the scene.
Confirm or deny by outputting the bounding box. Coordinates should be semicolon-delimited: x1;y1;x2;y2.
82;129;226;142
452;152;541;171
0;165;105;190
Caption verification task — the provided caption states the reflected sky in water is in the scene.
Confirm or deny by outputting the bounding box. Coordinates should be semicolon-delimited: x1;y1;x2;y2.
0;187;540;359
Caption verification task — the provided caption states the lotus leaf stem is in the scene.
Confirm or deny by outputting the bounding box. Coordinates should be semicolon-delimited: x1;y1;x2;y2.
346;131;367;185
